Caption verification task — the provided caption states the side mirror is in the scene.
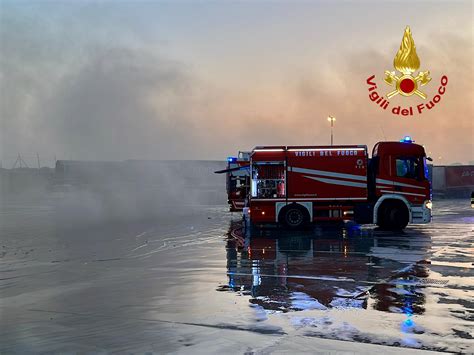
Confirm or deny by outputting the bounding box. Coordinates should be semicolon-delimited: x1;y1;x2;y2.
426;157;433;162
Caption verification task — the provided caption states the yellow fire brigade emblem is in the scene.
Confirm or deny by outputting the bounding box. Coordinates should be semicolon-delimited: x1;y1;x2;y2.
384;26;431;99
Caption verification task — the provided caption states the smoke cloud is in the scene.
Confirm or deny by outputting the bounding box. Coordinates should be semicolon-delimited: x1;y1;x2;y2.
1;2;472;165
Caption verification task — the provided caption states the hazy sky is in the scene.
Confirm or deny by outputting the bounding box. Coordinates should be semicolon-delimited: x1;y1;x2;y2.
0;0;472;166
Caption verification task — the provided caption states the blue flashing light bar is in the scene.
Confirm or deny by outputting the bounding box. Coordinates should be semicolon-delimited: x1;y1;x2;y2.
227;157;237;163
400;136;413;143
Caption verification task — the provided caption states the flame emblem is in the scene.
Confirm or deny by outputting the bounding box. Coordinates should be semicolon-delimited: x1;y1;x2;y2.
384;26;431;99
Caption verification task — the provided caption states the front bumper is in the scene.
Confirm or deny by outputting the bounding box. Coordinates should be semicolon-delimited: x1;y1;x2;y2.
411;201;432;224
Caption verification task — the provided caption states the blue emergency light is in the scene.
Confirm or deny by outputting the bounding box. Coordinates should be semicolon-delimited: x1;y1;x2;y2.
227;157;237;163
400;136;413;143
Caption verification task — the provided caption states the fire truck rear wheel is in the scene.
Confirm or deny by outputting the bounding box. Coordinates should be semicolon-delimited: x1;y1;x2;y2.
281;205;309;229
377;201;409;230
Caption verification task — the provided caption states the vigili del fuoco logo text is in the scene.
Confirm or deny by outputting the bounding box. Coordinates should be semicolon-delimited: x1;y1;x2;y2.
366;26;448;117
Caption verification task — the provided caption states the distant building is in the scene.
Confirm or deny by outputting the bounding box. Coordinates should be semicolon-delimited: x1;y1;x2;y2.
431;165;474;198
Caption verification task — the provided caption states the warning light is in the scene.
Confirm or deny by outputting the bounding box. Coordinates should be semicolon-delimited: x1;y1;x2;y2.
227;157;237;163
400;136;413;143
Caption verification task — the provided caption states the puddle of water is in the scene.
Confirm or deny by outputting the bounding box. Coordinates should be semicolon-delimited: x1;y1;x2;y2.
220;206;474;352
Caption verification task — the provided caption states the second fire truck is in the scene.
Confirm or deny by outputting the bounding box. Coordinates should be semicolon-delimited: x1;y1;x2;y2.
245;138;432;230
215;151;250;212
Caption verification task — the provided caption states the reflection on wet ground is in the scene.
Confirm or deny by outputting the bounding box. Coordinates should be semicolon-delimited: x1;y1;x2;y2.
1;199;472;353
221;224;432;315
218;202;473;352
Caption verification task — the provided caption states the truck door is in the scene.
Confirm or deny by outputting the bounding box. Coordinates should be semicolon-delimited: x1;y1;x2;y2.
389;156;429;204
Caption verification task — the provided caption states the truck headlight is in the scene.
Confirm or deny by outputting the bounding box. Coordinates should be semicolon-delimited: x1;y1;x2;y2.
424;200;432;210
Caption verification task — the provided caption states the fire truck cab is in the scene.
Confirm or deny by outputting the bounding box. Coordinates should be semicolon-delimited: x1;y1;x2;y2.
247;139;431;230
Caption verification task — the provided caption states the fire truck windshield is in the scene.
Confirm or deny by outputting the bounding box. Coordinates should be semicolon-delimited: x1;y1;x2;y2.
251;162;285;198
396;157;424;179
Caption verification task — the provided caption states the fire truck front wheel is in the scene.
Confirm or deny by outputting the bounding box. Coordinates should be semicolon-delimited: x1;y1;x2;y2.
377;200;409;230
280;204;310;229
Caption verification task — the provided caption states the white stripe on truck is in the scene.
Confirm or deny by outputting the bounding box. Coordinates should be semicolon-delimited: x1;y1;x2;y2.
303;175;367;188
290;166;367;181
380;190;426;197
376;178;425;189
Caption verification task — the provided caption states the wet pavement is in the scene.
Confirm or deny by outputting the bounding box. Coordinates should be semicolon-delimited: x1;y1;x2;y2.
0;199;472;353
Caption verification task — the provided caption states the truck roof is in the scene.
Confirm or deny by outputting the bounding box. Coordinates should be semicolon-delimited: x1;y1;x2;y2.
372;141;426;156
251;145;368;162
253;145;367;151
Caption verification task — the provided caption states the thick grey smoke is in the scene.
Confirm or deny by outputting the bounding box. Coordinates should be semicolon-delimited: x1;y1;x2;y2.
39;48;201;161
0;12;227;224
0;5;213;164
51;160;226;227
0;45;204;161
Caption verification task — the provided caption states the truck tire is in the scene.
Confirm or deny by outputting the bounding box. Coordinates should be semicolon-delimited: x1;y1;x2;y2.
377;201;409;230
281;204;309;229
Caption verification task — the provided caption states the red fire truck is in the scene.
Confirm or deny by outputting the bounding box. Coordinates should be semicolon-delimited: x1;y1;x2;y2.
215;152;250;211
246;137;432;230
